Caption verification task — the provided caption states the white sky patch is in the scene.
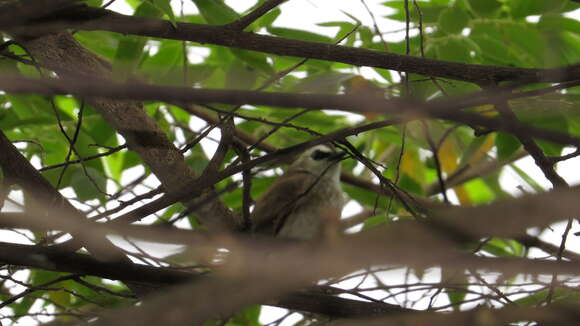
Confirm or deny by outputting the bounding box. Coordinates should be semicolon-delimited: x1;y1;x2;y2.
187;46;211;64
556;147;580;186
199;126;222;159
525;15;541;23
565;8;580;19
107;235;184;262
499;155;552;193
106;0;133;14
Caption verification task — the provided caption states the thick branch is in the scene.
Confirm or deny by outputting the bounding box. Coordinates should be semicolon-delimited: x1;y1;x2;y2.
12;5;580;84
0;131;123;259
6;31;234;230
2;76;580;149
0;241;410;317
0;130;156;296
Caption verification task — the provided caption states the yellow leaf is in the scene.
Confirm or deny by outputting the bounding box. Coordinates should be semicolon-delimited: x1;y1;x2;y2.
401;149;424;182
471;104;497;117
48;289;72;308
438;137;458;174
453;184;472;206
468;134;495;165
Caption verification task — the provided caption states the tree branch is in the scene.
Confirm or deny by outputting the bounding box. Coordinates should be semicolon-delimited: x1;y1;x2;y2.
5;30;236;232
11;5;580;84
2;75;580;149
225;0;287;30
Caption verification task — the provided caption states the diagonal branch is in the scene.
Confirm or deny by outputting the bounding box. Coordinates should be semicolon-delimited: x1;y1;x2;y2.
5;30;236;232
10;6;580;84
0;130;156;297
225;0;287;30
494;99;568;188
2;75;580;149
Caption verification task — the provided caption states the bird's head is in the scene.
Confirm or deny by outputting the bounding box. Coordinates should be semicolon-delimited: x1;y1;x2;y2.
289;144;345;177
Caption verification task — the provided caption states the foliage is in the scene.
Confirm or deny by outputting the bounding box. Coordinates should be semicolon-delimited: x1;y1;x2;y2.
0;0;579;325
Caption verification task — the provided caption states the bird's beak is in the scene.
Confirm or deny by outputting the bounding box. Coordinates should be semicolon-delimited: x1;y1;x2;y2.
329;151;347;161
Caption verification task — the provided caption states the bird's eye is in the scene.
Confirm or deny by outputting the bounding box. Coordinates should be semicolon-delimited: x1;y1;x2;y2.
311;150;332;160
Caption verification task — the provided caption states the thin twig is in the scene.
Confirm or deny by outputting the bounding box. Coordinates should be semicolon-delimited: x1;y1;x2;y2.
39;144;127;171
421;121;449;204
226;0;287;30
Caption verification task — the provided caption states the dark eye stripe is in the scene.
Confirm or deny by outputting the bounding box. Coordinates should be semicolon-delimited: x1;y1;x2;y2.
311;150;332;160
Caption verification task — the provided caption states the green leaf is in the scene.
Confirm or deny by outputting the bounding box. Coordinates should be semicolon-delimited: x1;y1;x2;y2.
191;0;239;25
458;135;487;166
383;1;448;24
71;166;107;202
30;270;62;285
433;36;480;63
0;54;19;74
510;163;545;192
6;94;54;119
463;178;495;204
481;238;525;257
153;105;172;138
538;14;580;35
496;132;521;161
466;0;502;17
113;2;162;80
398;173;423;195
125;0;142;10
229;48;274;75
104;148;125;181
74;31;119;60
503;24;546;66
53;95;78;117
142;40;185;84
470;34;520;66
520;110;567;156
147;0;175;23
250;7;280;29
187;64;217;85
509;0;567;18
229;305;261;326
514;287;580;305
86;116;117;146
225;61;258;89
362;215;389;230
561;1;580;13
184;144;209;175
358;26;374;46
155;203;184;223
86;0;103;6
0;114;54;130
439;7;470;34
113;35;146;80
10;296;36;317
442;269;467;311
343;184;389;209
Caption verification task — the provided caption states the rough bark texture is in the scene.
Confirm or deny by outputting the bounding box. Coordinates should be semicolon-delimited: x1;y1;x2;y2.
0;241;415;318
18;31;235;230
20;5;580;84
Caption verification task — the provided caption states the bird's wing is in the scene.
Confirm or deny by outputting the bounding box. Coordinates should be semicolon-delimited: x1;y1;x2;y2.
251;171;315;236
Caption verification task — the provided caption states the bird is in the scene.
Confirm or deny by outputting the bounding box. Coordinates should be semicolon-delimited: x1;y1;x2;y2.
251;144;346;240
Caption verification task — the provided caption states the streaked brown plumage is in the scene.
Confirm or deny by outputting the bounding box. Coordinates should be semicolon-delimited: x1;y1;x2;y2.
251;144;345;240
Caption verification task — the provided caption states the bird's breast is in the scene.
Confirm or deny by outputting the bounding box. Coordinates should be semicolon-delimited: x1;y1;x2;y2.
277;177;344;240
